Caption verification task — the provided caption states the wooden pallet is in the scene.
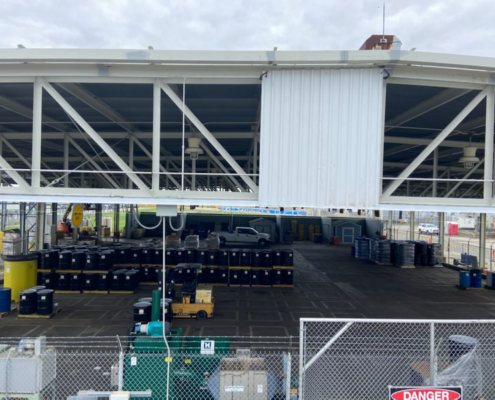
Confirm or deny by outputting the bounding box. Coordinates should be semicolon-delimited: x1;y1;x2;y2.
140;282;158;286
56;270;82;273
18;308;62;319
273;266;295;269
37;269;52;273
456;284;483;290
83;270;110;274
273;284;295;288
241;284;252;287
142;264;162;268
229;284;241;287
55;290;81;294
229;266;251;270
114;264;141;268
109;290;135;294
0;305;18;318
83;290;109;294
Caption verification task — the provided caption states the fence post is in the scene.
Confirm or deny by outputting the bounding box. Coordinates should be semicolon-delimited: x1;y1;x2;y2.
298;321;305;400
117;335;124;391
430;322;436;386
447;236;451;264
286;352;292;400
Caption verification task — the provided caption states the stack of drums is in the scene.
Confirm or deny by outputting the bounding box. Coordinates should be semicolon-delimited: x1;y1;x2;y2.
414;241;428;266
427;244;443;266
395;243;415;268
355;238;371;259
374;241;392;264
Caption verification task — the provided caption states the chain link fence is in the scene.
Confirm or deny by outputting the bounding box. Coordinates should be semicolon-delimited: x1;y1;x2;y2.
0;335;299;400
299;318;495;400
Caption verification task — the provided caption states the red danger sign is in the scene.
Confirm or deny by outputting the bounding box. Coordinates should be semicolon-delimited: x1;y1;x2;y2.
389;387;462;400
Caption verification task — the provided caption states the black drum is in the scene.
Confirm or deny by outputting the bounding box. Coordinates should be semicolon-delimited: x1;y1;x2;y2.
117;248;131;264
36;289;54;315
99;251;115;271
85;252;100;271
38;250;51;269
183;265;197;282
57;251;72;270
282;250;294;266
207;250;219;266
273;269;283;285
197;267;206;284
57;273;69;290
261;269;272;286
175;248;186;264
196;249;207;265
143;267;156;282
70;274;82;291
261;250;273;268
206;267;217;284
97;273;110;291
185;249;196;263
251;250;262;267
142;248;154;264
19;289;37;315
172;267;184;284
47;250;59;269
218;250;229;266
84;274;97;290
229;249;240;267
240;269;250;285
240;250;251;267
124;270;139;291
159;298;173;323
218;267;228;284
283;269;294;285
133;302;152;324
272;251;283;267
40;272;56;289
30;285;46;291
154;248;163;265
111;269;126;290
251;270;260;285
71;251;86;270
165;249;176;266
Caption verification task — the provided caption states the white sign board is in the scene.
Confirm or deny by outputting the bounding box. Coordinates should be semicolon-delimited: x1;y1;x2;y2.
201;340;215;355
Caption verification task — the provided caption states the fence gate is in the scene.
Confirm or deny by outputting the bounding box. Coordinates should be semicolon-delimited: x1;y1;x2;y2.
299;318;495;400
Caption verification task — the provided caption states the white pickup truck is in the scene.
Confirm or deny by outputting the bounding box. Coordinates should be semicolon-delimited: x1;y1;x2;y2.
218;227;270;246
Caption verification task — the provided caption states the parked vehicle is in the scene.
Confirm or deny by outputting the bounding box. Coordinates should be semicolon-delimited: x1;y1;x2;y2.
217;227;270;246
418;223;439;235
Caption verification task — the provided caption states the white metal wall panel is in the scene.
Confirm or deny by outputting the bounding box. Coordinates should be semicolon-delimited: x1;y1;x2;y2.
259;69;384;208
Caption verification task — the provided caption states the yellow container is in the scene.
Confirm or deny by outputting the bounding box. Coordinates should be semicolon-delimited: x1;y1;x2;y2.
195;286;213;304
4;253;38;302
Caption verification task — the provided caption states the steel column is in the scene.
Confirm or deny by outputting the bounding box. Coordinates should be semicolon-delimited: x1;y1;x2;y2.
35;203;45;250
63;134;69;187
253;135;258;185
152;80;161;191
388;210;393;239
19;202;26;254
114;204;120;235
485;88;495;199
191;159;196;191
382;87;489;197
480;213;486;269
410;212;415;240
432;148;438;196
438;212;445;249
128;136;134;189
32;78;42;188
1;202;6;231
52;203;57;225
96;203;102;244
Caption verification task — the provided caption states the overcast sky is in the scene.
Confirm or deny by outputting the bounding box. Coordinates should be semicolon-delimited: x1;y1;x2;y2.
0;0;494;57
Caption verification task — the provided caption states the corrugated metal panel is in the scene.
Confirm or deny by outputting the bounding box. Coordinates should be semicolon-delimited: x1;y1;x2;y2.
259;69;384;208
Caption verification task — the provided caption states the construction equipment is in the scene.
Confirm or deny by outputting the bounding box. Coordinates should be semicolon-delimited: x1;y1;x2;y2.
171;279;214;319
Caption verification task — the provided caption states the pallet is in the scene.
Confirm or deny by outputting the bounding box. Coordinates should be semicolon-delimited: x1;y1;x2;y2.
109;290;135;294
18;308;61;319
229;284;241;287
241;284;252;287
140;282;158;286
393;265;416;269
273;266;295;270
55;290;81;294
114;264;141;268
83;290;108;294
229;266;251;270
212;283;228;287
273;284;295;288
456;284;484;290
142;264;162;268
0;305;17;318
372;262;393;266
251;285;272;288
37;269;52;273
251;267;269;271
56;270;82;273
83;270;110;274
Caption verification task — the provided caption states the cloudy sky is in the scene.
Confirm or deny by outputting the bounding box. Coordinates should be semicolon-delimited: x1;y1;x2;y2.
0;0;494;57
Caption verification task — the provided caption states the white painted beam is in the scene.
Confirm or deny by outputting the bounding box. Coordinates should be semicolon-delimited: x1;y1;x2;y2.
158;80;257;193
200;142;241;191
384;136;484;149
41;79;149;191
382;87;489;197
0;155;31;190
485;88;495;199
0;132;257;140
152;81;161;191
31;78;42;188
444;158;485;198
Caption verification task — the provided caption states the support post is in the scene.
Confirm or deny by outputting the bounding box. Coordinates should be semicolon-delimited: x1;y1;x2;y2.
114;204;120;236
32;78;42;188
63;134;69;187
207;160;210;190
388;211;393;240
438;212;445;249
192;159;196;191
128;136;134;189
480;213;486;269
382;88;489;197
485;88;494;199
35;203;45;250
1;202;6;231
19;202;26;254
430;322;436;386
96;204;102;244
51;203;57;225
253;135;258;185
152;81;161;191
285;352;292;400
432;148;438;197
410;212;415;241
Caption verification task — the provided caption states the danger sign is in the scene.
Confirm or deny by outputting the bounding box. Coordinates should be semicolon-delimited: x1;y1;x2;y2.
389;387;462;400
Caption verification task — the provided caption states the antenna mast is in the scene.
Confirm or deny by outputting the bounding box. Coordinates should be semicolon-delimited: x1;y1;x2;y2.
382;3;386;41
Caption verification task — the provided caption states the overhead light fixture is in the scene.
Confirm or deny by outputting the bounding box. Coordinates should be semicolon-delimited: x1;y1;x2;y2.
459;134;480;169
184;137;204;160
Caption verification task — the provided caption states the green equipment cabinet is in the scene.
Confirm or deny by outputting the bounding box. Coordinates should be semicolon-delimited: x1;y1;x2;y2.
124;331;230;400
